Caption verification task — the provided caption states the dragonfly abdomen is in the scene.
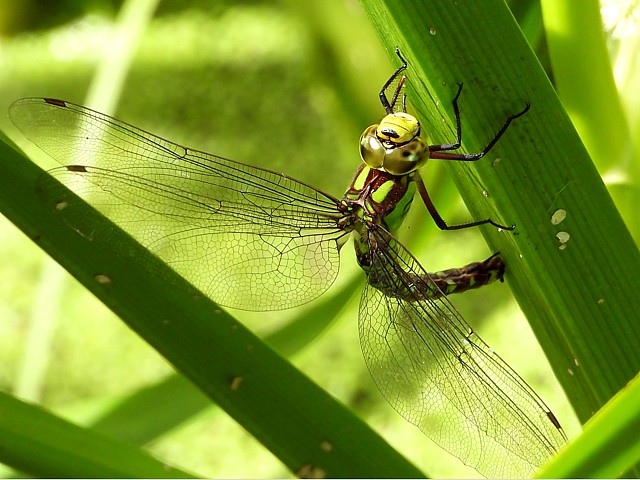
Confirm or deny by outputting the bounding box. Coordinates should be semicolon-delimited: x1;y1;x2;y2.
366;251;505;301
422;252;505;298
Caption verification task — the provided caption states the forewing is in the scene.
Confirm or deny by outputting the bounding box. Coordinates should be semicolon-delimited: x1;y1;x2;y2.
358;226;566;478
10;98;346;311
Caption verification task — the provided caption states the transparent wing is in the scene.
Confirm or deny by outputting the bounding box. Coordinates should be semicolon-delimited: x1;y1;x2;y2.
358;226;566;478
10;98;347;311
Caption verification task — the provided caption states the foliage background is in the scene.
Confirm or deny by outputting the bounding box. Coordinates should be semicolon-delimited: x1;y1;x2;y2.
1;0;638;477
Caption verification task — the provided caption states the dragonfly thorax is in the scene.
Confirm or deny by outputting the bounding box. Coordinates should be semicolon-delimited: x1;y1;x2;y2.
359;112;429;176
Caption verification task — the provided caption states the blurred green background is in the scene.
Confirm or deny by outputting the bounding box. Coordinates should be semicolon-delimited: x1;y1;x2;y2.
1;0;638;477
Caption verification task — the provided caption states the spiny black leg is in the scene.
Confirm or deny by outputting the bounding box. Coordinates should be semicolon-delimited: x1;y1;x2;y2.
467;102;530;158
388;76;407;113
429;83;465;152
380;47;409;114
429;97;531;162
415;171;515;231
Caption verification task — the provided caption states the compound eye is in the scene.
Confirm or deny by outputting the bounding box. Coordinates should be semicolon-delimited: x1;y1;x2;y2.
382;137;429;175
359;124;385;169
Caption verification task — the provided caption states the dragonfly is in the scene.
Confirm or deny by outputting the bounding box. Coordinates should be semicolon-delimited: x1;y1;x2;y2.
10;49;567;477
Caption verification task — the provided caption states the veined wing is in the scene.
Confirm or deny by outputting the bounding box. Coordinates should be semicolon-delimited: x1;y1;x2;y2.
10;98;347;311
358;225;566;478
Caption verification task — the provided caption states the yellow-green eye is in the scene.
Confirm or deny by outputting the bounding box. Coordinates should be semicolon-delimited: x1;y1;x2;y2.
381;137;429;175
359;124;385;169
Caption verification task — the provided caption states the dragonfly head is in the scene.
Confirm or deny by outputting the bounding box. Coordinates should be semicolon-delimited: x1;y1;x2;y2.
359;112;429;176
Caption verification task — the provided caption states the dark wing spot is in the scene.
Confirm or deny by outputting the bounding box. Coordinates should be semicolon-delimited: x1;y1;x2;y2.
44;98;68;107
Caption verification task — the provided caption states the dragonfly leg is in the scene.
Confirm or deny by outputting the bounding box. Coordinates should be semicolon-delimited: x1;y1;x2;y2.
428;83;465;152
429;84;530;160
380;47;409;114
414;171;514;231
